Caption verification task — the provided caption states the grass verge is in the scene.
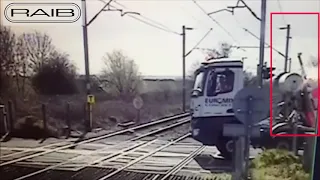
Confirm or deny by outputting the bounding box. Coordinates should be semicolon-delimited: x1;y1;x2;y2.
250;149;310;180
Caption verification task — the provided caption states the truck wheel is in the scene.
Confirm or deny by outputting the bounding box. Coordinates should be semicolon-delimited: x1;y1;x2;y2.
217;138;233;160
275;138;291;150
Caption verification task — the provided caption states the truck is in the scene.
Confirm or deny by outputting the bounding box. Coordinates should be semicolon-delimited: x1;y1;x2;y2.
190;58;244;159
190;57;317;159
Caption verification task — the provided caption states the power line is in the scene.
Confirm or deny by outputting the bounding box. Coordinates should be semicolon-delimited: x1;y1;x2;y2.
243;28;285;58
98;0;180;35
229;0;287;59
232;14;247;32
114;1;173;30
87;0;114;26
185;28;213;57
276;0;287;24
128;15;181;35
230;1;271;32
111;4;181;35
112;1;180;35
178;4;211;29
192;0;241;45
195;47;214;52
127;15;180;35
237;0;261;21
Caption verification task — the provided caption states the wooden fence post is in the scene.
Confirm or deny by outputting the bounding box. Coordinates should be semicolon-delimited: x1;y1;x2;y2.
0;105;7;137
65;103;71;138
83;102;87;131
303;137;316;173
7;101;14;133
1;101;14;142
41;104;47;138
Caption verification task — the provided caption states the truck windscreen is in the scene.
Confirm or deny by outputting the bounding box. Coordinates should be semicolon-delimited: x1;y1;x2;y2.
206;68;235;96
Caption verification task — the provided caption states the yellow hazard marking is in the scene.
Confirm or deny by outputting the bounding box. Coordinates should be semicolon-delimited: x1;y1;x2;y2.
87;95;95;104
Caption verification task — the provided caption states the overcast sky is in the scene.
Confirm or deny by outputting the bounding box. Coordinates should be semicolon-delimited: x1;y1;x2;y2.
3;0;320;78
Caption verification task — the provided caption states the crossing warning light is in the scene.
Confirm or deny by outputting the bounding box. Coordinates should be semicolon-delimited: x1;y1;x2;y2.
262;67;276;79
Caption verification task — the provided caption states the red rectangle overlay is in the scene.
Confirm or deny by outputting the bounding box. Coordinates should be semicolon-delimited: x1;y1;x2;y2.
269;12;320;137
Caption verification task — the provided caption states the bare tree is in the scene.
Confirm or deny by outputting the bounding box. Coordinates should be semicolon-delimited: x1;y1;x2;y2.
12;35;32;96
206;41;233;59
49;51;77;74
101;50;142;100
218;42;233;58
0;27;35;98
0;26;16;95
243;70;257;86
22;31;56;73
0;26;16;77
188;42;233;77
0;26;30;96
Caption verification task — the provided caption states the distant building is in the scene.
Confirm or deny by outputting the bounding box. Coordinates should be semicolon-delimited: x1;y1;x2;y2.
140;75;193;93
75;75;193;94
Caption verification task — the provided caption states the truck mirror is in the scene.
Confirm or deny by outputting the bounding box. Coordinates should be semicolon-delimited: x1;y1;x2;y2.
191;88;202;97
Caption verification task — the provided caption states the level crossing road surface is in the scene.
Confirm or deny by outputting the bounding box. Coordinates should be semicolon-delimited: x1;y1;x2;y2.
0;136;262;180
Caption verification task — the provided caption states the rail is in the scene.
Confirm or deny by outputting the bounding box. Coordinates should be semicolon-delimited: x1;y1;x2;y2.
0;113;190;167
13;126;191;180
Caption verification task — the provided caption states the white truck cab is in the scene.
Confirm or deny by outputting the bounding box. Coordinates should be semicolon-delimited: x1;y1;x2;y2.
190;58;244;159
191;59;244;117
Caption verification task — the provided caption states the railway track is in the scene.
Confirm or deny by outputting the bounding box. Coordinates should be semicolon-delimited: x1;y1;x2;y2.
0;113;196;177
0;113;190;165
2;132;193;180
1;112;233;180
0;113;190;160
2;133;229;180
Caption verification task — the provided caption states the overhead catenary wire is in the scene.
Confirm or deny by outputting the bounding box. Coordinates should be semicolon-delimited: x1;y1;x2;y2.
194;47;212;56
195;47;215;52
276;0;287;24
192;0;241;45
114;5;181;35
115;0;222;58
229;0;287;59
185;28;213;57
238;0;261;21
112;1;180;35
87;0;114;26
231;0;271;29
243;28;285;58
232;14;244;30
98;0;180;35
128;16;180;35
179;5;203;26
178;3;211;29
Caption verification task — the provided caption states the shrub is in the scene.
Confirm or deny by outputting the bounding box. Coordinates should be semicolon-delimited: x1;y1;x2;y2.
31;51;78;95
251;149;310;180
